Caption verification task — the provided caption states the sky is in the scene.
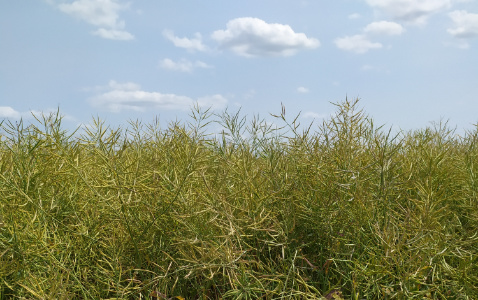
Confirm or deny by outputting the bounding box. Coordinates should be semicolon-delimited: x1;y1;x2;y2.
1;0;478;136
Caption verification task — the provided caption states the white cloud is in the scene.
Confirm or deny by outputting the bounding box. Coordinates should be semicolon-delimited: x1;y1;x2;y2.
297;86;309;93
448;10;478;38
92;28;134;40
365;0;452;25
107;80;141;91
58;0;133;40
0;107;76;122
364;21;405;35
195;61;212;69
89;80;227;112
159;58;212;72
162;30;207;52
302;111;326;119
335;20;403;53
348;13;361;19
334;34;383;53
0;107;21;119
243;89;256;100
211;17;320;57
197;95;228;110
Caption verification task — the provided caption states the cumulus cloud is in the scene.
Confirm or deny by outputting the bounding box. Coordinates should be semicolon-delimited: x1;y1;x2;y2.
211;17;320;57
162;30;207;52
89;80;227;112
364;21;405;35
448;10;478;38
0;106;76;122
335;34;383;53
159;58;212;72
197;95;228;110
243;89;256;100
297;87;309;93
302;111;326;119
365;0;452;24
107;80;141;91
335;20;403;53
92;28;134;40
58;0;133;40
0;107;22;119
348;13;361;19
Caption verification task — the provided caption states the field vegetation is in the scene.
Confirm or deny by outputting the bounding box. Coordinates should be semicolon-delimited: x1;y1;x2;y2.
0;98;477;299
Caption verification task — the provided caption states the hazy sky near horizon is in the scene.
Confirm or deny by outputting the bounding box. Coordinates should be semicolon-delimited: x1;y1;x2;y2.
1;0;478;134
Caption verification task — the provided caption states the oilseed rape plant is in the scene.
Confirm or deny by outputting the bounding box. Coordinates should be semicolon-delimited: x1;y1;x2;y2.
0;98;477;299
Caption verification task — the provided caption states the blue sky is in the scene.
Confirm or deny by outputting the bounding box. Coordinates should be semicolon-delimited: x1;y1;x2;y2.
1;0;477;135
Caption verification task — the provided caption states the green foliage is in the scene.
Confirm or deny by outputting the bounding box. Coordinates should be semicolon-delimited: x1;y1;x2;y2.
0;99;477;299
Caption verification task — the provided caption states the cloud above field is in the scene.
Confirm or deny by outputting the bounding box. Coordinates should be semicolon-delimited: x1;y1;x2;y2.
448;10;478;38
0;106;22;119
57;0;134;40
159;58;212;72
88;80;227;112
211;17;320;57
335;20;404;53
0;106;76;122
297;86;309;93
92;28;133;40
365;0;452;25
162;30;208;52
364;21;405;35
0;107;48;120
335;34;383;54
302;111;326;120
